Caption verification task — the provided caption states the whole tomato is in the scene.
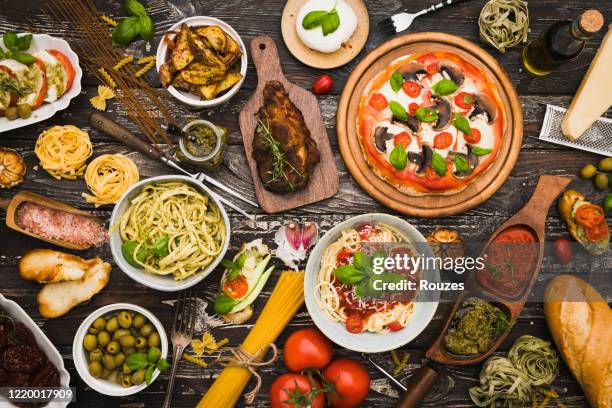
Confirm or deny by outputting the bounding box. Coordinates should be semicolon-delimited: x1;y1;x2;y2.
284;328;333;372
312;74;333;95
553;239;572;265
323;358;370;408
269;373;325;408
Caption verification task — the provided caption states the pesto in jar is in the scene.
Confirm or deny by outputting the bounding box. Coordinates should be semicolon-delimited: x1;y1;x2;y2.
444;299;508;355
183;123;217;158
176;120;228;171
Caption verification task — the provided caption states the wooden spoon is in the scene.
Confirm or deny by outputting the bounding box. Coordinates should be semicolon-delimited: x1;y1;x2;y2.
0;191;103;250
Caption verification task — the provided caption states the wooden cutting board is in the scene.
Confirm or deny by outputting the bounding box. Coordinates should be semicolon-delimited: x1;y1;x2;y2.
239;35;338;213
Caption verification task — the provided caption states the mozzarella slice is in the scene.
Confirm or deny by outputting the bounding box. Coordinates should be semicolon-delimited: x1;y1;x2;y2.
35;50;67;102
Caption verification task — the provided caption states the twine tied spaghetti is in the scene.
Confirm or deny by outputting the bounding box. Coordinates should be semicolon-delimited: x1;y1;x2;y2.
215;343;278;404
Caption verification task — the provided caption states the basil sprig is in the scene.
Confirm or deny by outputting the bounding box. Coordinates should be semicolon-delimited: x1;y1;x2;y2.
453;113;471;135
221;252;247;280
389;101;408;121
471;146;492;156
112;0;155;46
454;154;470;173
390;71;404;93
389;144;407;170
0;32;35;65
125;348;170;385
432;151;447;176
302;3;340;36
415;107;438;123
122;235;170;268
431;79;458;96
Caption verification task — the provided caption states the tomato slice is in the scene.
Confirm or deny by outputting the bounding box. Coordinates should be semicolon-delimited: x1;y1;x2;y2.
345;313;363;334
454;92;474;109
223;275;248;299
426;63;438;75
369;93;388;111
29;59;47;109
387;322;403;332
464;128;481;144
47;49;75;94
357;224;377;240
585;222;609;242
393;131;412;148
336;248;353;266
575;204;605;229
434;132;453;149
408;102;419;115
402;80;421;98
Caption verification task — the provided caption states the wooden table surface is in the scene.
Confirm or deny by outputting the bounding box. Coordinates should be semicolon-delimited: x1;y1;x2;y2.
1;0;611;407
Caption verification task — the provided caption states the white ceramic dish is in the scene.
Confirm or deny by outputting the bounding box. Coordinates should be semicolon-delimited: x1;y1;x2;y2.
304;213;440;353
0;33;82;133
156;16;247;108
0;293;70;407
72;303;168;397
110;175;230;291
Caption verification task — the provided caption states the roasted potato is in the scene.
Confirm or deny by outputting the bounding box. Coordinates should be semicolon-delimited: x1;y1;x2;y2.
172;24;194;70
158;61;176;88
195;26;227;54
179;62;226;86
198;72;242;100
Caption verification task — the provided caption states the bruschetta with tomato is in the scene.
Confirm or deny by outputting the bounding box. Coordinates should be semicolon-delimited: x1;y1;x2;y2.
559;190;610;254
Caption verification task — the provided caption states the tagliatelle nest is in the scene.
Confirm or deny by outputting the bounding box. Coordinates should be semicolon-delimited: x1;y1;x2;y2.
479;0;530;53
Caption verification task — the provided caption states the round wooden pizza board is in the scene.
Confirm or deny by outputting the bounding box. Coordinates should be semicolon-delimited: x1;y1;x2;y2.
337;32;523;218
281;0;369;69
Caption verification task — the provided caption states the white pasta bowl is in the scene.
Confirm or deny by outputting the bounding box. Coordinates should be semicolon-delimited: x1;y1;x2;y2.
156;16;247;108
109;175;230;291
304;213;440;353
72;303;168;397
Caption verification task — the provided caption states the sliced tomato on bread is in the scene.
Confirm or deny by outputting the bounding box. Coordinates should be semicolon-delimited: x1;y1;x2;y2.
0;66;18;117
47;49;75;94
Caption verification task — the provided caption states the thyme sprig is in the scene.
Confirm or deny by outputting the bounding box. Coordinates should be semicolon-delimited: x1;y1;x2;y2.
258;120;305;191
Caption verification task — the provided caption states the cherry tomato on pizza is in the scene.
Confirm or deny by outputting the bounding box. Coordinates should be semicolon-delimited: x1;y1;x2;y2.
369;93;388;111
463;128;481;144
454;92;474;110
402;80;421;98
393;131;412;148
434;132;453;149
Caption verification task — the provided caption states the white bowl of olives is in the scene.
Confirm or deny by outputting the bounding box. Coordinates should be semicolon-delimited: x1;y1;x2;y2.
73;303;169;396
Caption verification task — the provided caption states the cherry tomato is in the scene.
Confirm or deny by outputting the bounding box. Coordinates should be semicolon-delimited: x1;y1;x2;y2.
48;49;76;93
393;131;412;148
454;92;474;110
357;224;377;240
585;222;609;242
402;80;421;98
368;93;388;111
464;128;481;144
408;102;419;115
345;313;363;334
223;275;248;299
426;63;438;75
312;74;333;95
284;328;333;372
269;373;325;408
422;89;433;105
323;358;370;408
336;248;353;265
553;239;572;264
386;322;403;331
433;132;453;149
575;204;605;228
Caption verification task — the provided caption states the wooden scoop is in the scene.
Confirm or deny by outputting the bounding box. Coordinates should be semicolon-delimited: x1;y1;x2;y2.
394;175;571;408
0;190;103;250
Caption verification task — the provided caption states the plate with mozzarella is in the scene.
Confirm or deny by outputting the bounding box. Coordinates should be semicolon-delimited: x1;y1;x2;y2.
0;33;82;132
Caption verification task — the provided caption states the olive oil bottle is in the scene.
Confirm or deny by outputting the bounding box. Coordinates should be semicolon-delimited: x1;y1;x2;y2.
521;10;604;76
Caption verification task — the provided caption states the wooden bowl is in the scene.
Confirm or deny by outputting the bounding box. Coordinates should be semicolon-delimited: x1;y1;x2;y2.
337;32;523;218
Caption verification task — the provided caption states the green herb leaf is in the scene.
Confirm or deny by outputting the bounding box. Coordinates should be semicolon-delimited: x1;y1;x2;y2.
389;144;408;170
431;79;458;96
454;155;470;173
156;358;170;371
125;0;147;16
151;235;169;257
138;14;155;41
13;52;35;65
334;265;363;285
495;311;508;336
321;10;340;36
302;10;329;29
221;259;238;269
389;101;408;121
228;268;241;281
415;107;438;123
145;365;155;385
122;241;148;268
112;16;141;45
16;34;32;51
453;113;471;135
236;252;247;268
126;352;149;370
3;32;18;51
471;146;492;156
353;252;372;271
213;293;235;315
390;71;404;93
432;152;447;176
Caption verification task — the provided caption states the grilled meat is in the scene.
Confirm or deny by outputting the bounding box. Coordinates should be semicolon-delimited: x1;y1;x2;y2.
253;81;320;192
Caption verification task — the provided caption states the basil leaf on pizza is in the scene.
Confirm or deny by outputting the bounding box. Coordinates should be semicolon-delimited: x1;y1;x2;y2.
389;144;408;170
471;146;492;156
390;101;408;121
431;79;458;96
453;113;471;134
390;71;404;92
432;152;447;176
415;107;438;123
454;155;470;173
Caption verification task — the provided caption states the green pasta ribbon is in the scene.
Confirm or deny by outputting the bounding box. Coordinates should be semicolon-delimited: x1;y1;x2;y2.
478;0;530;53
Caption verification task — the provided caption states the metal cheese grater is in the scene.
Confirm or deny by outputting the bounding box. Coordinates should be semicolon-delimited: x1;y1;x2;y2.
539;104;612;156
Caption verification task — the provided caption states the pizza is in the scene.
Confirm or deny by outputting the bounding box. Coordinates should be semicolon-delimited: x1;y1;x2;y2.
357;51;505;195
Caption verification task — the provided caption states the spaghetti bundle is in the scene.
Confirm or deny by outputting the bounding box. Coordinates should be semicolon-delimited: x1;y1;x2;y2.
197;271;304;408
35;125;92;180
82;153;139;206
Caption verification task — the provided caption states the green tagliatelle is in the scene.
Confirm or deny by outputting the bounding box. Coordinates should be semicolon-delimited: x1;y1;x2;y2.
508;335;559;386
479;0;530;53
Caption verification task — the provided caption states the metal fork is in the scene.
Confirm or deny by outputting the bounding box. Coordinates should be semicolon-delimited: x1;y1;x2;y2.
377;0;472;36
162;290;197;408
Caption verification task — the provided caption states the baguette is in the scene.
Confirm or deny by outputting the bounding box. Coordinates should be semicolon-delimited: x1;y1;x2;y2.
544;275;612;407
19;249;97;283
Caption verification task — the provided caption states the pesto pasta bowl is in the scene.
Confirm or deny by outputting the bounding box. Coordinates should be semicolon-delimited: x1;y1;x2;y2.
109;175;230;292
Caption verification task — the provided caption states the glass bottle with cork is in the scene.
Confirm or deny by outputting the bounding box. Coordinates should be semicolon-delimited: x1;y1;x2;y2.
521;10;604;76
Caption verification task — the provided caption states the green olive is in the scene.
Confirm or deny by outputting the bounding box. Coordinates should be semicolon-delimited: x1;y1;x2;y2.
140;324;154;337
148;347;161;363
97;331;111;347
5;106;18;121
132;314;146;329
119;334;136;348
83;334;98;351
102;354;116;370
93;317;107;330
17;103;32;119
88;327;98;335
114;352;126;366
123;347;136;356
108;369;120;383
122;362;132;374
118;311;133;329
89;349;104;363
88;361;103;378
113;329;131;341
135;336;148;349
106;317;119;333
107;341;121;354
580;164;597;179
101;368;112;379
131;369;146;385
148;332;161;348
598;157;612;172
121;375;132;388
595;173;609;190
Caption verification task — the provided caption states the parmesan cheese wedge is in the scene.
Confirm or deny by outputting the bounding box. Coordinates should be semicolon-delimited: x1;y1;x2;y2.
562;24;612;140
